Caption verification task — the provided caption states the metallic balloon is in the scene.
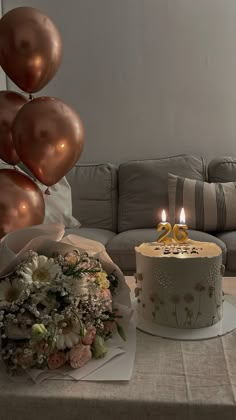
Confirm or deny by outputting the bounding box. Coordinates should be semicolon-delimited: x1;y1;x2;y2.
12;96;84;186
0;169;45;240
0;7;62;93
0;90;28;165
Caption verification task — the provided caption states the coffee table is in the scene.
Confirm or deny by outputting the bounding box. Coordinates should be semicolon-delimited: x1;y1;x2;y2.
0;277;236;420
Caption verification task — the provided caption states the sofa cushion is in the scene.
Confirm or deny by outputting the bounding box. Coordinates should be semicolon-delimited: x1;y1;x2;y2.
106;228;226;273
66;163;118;231
168;173;236;232
65;227;116;247
208;157;236;182
214;231;236;273
118;154;206;233
42;177;80;228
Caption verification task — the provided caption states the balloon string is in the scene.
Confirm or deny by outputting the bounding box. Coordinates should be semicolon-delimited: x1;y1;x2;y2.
45;188;51;195
0;162;19;171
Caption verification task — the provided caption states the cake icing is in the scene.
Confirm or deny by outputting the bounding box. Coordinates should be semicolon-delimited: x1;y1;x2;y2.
135;240;223;329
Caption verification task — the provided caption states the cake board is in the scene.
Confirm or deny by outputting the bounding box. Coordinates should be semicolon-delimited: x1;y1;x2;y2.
132;298;236;341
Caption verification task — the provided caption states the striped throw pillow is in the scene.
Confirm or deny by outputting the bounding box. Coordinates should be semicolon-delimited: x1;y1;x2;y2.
168;173;236;232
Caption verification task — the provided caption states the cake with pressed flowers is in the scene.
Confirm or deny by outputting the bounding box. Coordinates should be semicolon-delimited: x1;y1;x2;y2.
135;240;224;329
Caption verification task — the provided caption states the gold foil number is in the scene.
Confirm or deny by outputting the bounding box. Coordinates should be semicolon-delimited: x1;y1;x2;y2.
157;222;173;243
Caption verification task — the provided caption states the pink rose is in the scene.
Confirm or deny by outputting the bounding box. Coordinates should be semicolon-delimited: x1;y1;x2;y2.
82;327;96;345
68;344;92;369
48;351;66;370
101;288;112;311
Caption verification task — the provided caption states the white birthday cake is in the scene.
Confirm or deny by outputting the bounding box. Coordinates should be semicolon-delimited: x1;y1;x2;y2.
135;240;224;329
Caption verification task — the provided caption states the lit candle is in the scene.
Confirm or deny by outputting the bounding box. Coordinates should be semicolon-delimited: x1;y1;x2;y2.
173;208;189;243
157;210;172;243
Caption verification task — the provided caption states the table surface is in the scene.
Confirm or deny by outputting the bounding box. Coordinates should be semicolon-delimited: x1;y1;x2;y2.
1;277;236;420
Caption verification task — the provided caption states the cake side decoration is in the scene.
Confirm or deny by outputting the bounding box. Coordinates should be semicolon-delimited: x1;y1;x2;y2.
135;241;223;329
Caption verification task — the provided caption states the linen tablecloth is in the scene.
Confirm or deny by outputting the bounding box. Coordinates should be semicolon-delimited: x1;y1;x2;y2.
0;277;236;420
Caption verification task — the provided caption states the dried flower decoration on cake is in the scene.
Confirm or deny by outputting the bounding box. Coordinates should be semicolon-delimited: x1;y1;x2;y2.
183;293;194;303
195;283;206;292
208;285;215;298
135;272;143;282
0;249;126;373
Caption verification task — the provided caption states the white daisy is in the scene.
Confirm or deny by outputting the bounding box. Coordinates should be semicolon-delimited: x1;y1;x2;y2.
0;278;27;309
56;318;81;350
21;255;61;284
32;292;58;313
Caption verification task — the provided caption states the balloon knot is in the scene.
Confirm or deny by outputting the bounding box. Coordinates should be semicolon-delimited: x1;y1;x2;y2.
29;94;34;100
44;188;51;195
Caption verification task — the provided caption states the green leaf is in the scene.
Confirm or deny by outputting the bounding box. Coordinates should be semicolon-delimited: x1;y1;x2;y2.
92;335;108;358
116;323;126;341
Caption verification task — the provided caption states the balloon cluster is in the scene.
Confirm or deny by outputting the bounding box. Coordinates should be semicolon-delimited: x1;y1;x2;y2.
0;7;84;239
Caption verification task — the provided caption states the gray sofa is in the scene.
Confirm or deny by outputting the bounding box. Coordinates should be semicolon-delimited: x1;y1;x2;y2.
66;154;236;276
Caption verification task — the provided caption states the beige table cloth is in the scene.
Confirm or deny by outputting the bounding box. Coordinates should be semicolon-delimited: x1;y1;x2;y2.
1;277;236;420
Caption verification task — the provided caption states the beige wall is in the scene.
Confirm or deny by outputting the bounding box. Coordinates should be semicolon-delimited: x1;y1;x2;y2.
3;0;236;163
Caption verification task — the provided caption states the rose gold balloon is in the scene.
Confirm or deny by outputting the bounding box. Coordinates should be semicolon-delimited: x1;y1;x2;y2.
0;7;62;93
12;97;85;186
0;90;28;165
0;169;45;240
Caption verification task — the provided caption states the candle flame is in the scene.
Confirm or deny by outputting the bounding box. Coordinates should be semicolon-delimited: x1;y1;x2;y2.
162;209;167;222
180;208;185;224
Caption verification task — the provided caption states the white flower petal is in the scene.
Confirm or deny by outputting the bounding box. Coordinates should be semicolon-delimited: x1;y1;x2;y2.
23;267;33;275
70;332;80;346
50;265;60;275
65;335;73;348
37;255;48;268
56;322;81;350
56;335;65;350
21;273;32;283
31;257;39;271
11;278;23;288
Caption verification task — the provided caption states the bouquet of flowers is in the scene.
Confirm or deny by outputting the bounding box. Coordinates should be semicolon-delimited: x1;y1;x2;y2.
0;248;125;372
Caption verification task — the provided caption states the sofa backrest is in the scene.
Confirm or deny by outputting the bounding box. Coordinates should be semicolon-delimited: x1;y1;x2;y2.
66;163;118;231
118;154;206;232
208;157;236;182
